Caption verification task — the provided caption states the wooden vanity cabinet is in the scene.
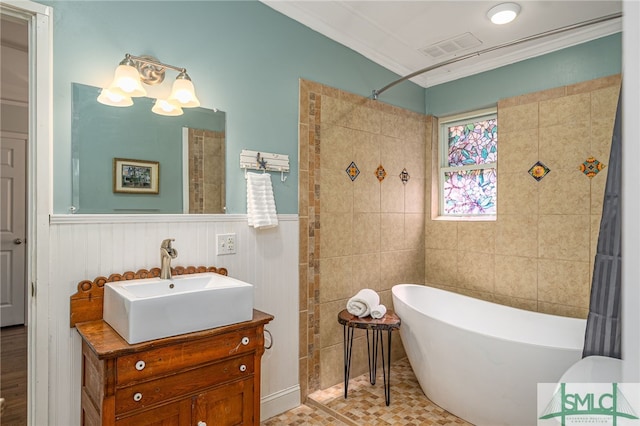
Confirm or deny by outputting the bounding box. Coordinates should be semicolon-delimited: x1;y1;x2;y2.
75;310;273;426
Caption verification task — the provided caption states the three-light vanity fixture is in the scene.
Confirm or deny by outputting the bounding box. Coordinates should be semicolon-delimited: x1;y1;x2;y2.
97;54;200;116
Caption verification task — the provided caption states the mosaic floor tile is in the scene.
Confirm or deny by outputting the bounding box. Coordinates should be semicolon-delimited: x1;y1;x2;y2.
262;358;469;426
346;161;360;181
528;161;550;181
580;156;605;178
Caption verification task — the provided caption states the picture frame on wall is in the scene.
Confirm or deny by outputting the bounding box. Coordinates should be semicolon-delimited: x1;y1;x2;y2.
113;158;159;194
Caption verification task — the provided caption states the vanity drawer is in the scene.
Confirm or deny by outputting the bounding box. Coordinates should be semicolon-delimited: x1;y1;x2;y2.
115;353;254;415
117;328;259;384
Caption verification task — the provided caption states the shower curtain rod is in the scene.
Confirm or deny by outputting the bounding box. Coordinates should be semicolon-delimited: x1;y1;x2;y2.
372;12;622;100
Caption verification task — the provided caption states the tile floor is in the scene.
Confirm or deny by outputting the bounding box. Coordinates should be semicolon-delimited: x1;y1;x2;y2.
261;358;470;426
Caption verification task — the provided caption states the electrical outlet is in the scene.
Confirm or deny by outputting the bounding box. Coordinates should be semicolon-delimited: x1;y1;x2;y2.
216;233;236;255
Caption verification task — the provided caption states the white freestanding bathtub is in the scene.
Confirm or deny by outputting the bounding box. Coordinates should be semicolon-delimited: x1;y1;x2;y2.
392;284;587;426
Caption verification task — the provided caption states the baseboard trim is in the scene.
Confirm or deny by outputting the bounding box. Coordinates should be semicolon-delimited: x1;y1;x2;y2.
260;385;301;422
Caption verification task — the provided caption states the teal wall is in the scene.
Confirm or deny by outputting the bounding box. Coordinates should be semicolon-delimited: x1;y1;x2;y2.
425;33;622;116
47;0;425;214
48;1;621;214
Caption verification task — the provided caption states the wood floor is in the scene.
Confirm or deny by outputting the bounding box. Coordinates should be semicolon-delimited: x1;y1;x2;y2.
1;325;27;426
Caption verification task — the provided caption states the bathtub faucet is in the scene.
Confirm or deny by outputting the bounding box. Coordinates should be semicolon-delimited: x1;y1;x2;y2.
160;238;178;279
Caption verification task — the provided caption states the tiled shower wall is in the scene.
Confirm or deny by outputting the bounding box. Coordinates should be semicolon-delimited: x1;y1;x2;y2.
298;80;427;397
426;74;621;318
188;129;225;213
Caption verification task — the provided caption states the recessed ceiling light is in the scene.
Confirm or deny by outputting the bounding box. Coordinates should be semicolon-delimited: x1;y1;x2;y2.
487;2;521;25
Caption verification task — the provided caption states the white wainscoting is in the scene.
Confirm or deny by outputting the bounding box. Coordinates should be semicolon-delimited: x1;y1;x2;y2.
49;214;299;425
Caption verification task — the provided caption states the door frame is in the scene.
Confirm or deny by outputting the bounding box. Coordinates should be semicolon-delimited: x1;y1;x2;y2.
1;1;51;425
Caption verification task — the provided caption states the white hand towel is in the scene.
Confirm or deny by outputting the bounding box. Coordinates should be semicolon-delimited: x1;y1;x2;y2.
247;172;278;229
370;304;387;319
347;289;380;318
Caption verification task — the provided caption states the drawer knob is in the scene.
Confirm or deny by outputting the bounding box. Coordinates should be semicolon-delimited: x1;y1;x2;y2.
239;364;247;372
133;392;143;402
241;336;250;345
135;360;146;371
197;422;207;426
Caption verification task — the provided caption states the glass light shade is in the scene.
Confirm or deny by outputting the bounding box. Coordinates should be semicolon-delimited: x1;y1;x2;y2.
152;99;184;116
109;64;147;97
488;3;520;24
167;78;200;108
97;88;133;107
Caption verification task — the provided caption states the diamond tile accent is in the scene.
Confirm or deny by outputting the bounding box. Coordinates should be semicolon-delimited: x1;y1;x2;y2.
399;168;410;184
580;156;606;178
375;164;387;182
528;161;550;181
346;161;360;181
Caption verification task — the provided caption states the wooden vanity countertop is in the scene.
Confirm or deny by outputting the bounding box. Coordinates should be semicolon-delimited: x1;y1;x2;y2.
75;309;274;359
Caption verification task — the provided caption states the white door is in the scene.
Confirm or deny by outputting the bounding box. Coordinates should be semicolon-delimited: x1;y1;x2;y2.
1;132;27;327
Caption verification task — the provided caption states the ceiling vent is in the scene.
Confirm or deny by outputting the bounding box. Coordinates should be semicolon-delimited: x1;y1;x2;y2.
419;32;482;59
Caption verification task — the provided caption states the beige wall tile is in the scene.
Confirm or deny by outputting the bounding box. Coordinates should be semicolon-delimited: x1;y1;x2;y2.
498;86;566;108
353;130;381;176
405;141;426;179
539;93;590;127
381;174;405;213
353;174;380;213
319;344;344;390
404;213;425;251
320;213;353;257
538;170;591;215
566;74;620;95
493;294;538;311
320;95;350;126
319;299;348;348
498;128;539;174
497;172;539;215
320;171;353;214
495;214;538;258
538;122;590;171
425;220;458;250
538;301;589;319
381;213;405;252
319;257;353;303
404;177;425;213
425;249;458;286
591;85;621;127
457;221;496;253
538;259;590;307
498;102;539;133
320;124;356;171
352;253;382;292
382;249;424;288
348;103;383;134
380;135;405;178
538;215;590;262
352;213;381;255
495;255;538;299
458;251;495;293
591;124;614;165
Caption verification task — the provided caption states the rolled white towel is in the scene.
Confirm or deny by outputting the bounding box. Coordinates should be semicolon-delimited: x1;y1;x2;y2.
346;289;380;318
370;304;387;319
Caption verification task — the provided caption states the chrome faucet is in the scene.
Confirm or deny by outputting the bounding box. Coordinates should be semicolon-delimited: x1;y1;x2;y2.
160;238;178;279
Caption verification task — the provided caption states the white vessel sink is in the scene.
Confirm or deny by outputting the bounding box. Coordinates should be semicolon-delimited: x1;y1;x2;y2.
103;272;254;344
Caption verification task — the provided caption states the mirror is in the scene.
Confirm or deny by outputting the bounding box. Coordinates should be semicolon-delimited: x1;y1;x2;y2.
71;83;226;214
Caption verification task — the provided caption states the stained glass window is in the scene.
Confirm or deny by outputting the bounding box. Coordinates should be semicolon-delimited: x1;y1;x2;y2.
439;110;497;216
